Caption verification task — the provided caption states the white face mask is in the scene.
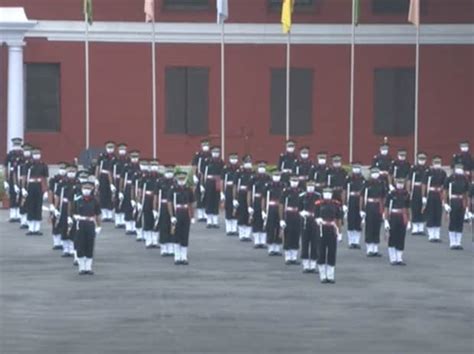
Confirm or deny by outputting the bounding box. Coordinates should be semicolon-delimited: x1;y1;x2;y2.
106;148;114;154
257;167;266;174
306;186;315;193
396;183;404;189
418;160;426;166
380;149;388;156
140;166;149;172
287;147;295;153
202;145;210;152
371;173;380;179
12;146;21;150
165;172;174;179
177;180;186;186
229;159;238;165
212;152;220;158
300;153;309;159
323;192;332;200
455;168;464;175
272;176;281;182
59;169;66;176
118;150;126;156
24;151;31;157
460;146;469;152
150;166;159;172
398;155;406;161
318;158;326;165
82;189;92;196
67;172;76;179
333;162;342;168
244;163;252;169
32;154;41;160
131;158;139;163
290;181;299;188
352;168;361;174
433;163;442;169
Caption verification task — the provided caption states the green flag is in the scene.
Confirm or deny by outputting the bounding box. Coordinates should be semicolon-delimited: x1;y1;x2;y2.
353;0;360;26
84;0;93;25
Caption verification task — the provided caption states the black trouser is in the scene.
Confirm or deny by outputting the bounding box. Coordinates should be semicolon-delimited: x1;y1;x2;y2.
318;225;337;266
365;202;382;244
301;218;318;260
347;195;362;231
175;209;190;247
283;212;300;250
8;177;20;208
265;206;281;244
224;185;234;219
57;202;72;240
388;214;406;250
76;220;95;258
251;197;264;232
204;179;219;215
113;177;121;213
26;182;42;221
123;185;134;221
411;186;424;222
236;190;249;226
158;203;172;243
195;180;205;209
425;191;442;227
98;174;113;209
448;199;465;232
142;195;155;231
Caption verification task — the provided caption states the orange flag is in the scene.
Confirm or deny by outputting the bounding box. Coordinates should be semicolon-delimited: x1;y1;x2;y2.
408;0;420;27
144;0;154;23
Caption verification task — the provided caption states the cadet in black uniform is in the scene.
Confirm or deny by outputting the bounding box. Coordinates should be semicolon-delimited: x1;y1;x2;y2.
191;139;211;222
49;162;67;250
294;146;313;189
24;148;49;236
408;152;428;235
141;160;160;249
134;159;149;242
168;172;195;265
280;175;302;264
156;165;175;256
390;149;411;183
278;140;298;184
372;141;393;191
346;163;365;249
113;143;129;228
19;144;33;229
121;150;141;235
95;141;116;221
248;162;270;248
384;178;411;265
299;180;320;273
234;155;253;241
311;151;329;194
444;164;470;250
451;141;472;176
204;146;224;228
423;156;447;242
72;178;101;275
221;153;240;236
361;167;386;257
315;188;343;284
264;170;286;256
4;137;23;222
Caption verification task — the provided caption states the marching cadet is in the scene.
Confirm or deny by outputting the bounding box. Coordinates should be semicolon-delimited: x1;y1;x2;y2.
113;143;129;228
451;141;472;175
372;140;393;190
280;175;302;265
3;137;23;222
361;167;386;257
141;160;160;249
423;156;447;242
121;150;141;235
203;146;224;228
71;170;90;266
294;146;313;188
278;140;298;184
49;162;67;250
391;148;411;183
345;163;365;249
384;178;411;265
95;141;117;222
311;151;329;194
19;144;33;229
264;170;286;256
221;153;240;236
72;177;101;275
191;139;211;222
134;159;149;242
234;155;254;242
24;148;49;236
299;180;321;273
408;152;428;235
327;154;347;242
315;188;343;284
444;164;470;250
156;165;175;256
248;161;270;248
168;171;195;265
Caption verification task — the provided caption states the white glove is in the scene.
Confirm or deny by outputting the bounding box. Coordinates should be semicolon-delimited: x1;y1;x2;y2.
279;220;286;229
191;218;196;224
21;188;28;197
3;181;9;192
54;209;61;218
384;219;390;231
171;216;177;225
248;207;254;215
342;205;348;214
131;200;136;208
469;211;473;220
153;210;159;219
316;217;323;226
220;192;225;201
300;210;309;218
95;227;102;235
49;204;56;213
118;192;124;201
110;184;117;193
422;197;427;205
42;191;49;201
360;211;366;219
389;184;395;192
262;211;267;220
14;184;20;193
67;217;73;225
443;203;451;213
406;221;412;230
94;179;100;187
233;200;239;208
200;185;205;194
137;203;143;212
193;175;199;184
337;233;342;242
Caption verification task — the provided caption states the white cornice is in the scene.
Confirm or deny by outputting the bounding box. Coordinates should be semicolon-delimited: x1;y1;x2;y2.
24;21;474;45
0;7;37;45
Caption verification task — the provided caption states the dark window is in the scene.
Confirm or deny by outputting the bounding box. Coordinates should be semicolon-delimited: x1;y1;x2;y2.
165;67;209;135
25;63;60;132
268;0;315;11
270;68;313;136
374;68;415;137
372;0;410;14
163;0;209;10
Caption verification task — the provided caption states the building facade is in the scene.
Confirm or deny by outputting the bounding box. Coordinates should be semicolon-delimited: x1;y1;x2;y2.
1;0;473;164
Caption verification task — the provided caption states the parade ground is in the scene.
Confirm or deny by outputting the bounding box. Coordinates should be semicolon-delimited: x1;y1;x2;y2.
0;210;472;354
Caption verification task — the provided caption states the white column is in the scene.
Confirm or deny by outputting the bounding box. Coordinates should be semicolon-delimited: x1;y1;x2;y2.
7;41;25;151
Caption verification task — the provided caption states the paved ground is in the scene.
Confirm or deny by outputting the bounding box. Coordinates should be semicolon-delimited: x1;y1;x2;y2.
0;210;472;354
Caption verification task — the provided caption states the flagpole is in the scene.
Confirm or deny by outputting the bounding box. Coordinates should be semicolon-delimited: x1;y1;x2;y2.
220;21;225;158
85;14;90;149
285;32;291;141
349;0;355;162
151;19;157;159
414;24;420;157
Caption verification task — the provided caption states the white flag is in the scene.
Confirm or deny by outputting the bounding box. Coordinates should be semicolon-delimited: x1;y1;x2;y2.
217;0;228;24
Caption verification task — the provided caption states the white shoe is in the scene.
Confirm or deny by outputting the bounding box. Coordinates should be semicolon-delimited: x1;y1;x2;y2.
388;247;397;264
318;265;327;282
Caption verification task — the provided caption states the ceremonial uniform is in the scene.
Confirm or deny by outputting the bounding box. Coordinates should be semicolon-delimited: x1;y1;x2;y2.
248;169;270;248
141;167;160;249
264;176;286;255
294;147;313;189
299;185;320;272
55;174;77;257
203;150;224;228
49;166;66;249
121;155;141;235
391;158;411;181
234;165;253;241
112;147;129;228
278;140;298;184
372;144;393;190
408;158;428;235
96;145;117;221
327;156;347;204
191;142;211;221
280;180;302;264
156;171;175;256
3;138;23;222
385;184;410;265
423;162;447;242
24;153;49;235
18;150;33;228
444;170;469;249
310;161;329;194
345;168;365;248
221;158;239;235
361;174;386;256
